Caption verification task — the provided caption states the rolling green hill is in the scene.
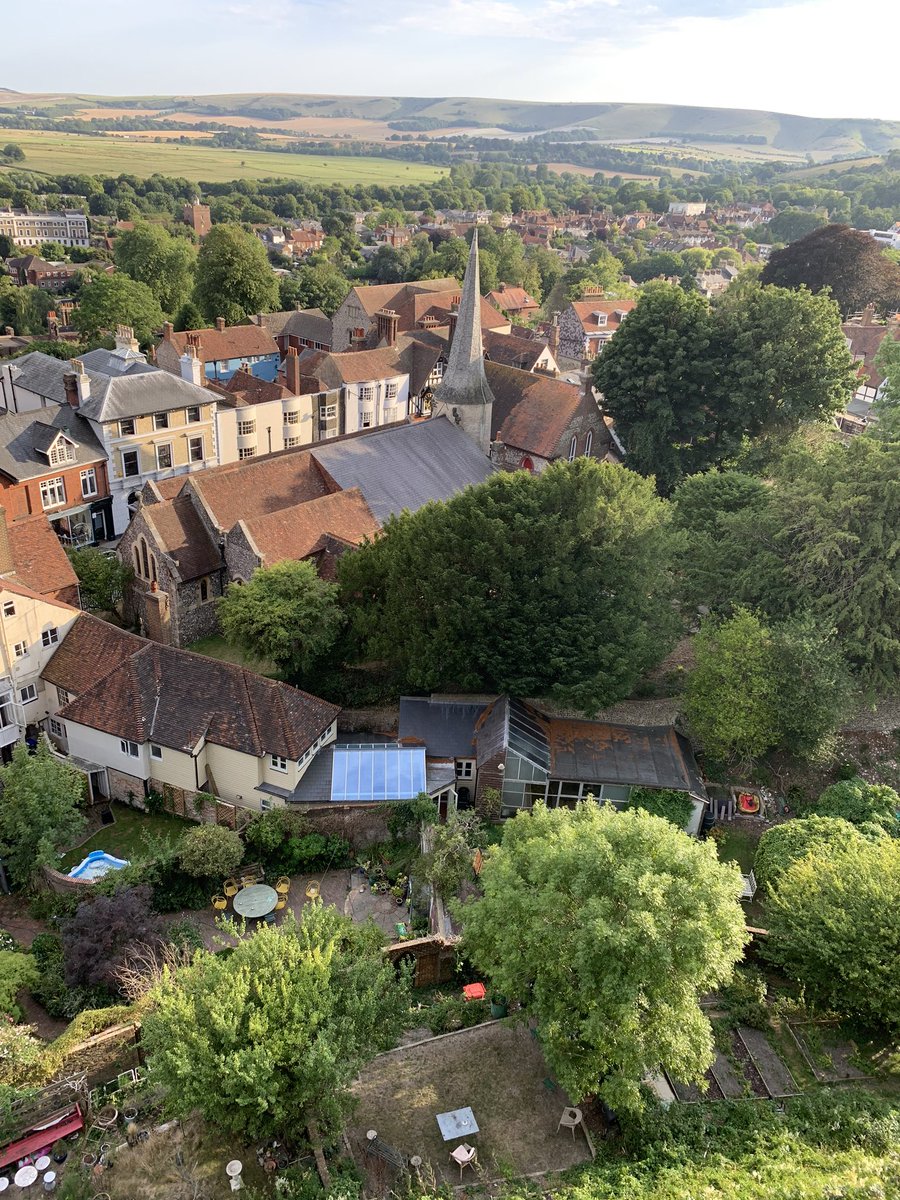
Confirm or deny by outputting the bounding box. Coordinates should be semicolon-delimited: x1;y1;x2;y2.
2;91;899;158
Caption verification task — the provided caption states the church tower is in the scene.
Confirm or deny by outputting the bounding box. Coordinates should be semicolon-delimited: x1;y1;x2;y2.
431;231;494;455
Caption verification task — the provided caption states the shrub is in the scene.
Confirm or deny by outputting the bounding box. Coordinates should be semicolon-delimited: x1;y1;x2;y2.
167;919;204;953
61;884;165;991
179;823;244;879
814;777;899;833
0;951;38;1021
754;815;874;890
628;787;695;829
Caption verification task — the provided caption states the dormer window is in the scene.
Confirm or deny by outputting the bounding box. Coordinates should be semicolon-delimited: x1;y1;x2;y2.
592;311;608;327
48;440;75;465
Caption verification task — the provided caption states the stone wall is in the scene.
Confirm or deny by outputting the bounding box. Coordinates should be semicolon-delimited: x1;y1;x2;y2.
300;802;392;848
224;524;261;584
558;305;586;361
337;706;399;736
41;864;97;896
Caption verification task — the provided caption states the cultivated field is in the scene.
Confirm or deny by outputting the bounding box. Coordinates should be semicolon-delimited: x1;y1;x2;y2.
0;129;448;185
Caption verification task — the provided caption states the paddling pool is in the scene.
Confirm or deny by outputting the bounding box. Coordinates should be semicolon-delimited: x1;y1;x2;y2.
67;850;129;881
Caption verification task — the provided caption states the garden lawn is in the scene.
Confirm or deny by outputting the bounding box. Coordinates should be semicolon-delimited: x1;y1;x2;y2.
350;1022;592;1185
715;824;760;873
188;634;276;677
58;803;191;872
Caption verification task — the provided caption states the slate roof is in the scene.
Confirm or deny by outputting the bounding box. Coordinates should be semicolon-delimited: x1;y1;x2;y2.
546;717;706;797
142;494;223;582
281;308;333;345
240;487;379;568
485;361;595;459
7;514;80;598
79;348;155;377
246;311;295;337
41;612;144;696
163;324;279;364
58;641;340;760
310;417;494;523
6;352;209;423
483;330;550;372
398;696;487;758
0;406;105;482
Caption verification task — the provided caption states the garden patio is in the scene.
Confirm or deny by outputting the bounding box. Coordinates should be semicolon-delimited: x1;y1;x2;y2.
348;1021;593;1187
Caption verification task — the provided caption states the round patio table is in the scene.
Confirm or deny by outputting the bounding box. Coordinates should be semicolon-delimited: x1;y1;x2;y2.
232;884;278;920
14;1164;38;1188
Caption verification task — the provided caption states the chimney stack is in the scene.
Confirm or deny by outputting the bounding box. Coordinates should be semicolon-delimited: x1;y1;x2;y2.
63;372;79;409
162;321;174;341
0;507;13;577
69;359;90;405
285;346;302;396
375;308;399;348
180;344;204;388
215;316;226;332
548;312;560;355
114;324;139;355
861;304;876;327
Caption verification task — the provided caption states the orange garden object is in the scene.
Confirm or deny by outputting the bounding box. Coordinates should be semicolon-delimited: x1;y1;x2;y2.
462;983;486;1001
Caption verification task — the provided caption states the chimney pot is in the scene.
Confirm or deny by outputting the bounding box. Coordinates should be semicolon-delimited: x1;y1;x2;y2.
215;317;226;332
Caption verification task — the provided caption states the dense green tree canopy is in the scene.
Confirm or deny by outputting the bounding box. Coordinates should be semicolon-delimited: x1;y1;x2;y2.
141;905;408;1139
760;223;900;316
765;835;900;1028
339;459;676;714
114;221;197;314
0;744;85;886
754;815;872;891
219;559;343;680
685;609;850;763
462;803;747;1111
193;223;279;324
593;281;853;492
279;261;351;317
72;273;164;345
66;546;130;612
763;208;827;244
814;777;900;833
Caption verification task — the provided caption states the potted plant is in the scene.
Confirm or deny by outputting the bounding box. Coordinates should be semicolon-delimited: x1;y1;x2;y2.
490;994;508;1019
390;874;408;905
52;1139;68;1164
81;1151;97;1169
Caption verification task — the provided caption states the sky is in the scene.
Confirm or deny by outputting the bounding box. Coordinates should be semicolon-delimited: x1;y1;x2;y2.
1;0;897;122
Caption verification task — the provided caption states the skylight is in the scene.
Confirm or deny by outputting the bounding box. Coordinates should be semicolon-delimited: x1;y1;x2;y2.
330;743;427;803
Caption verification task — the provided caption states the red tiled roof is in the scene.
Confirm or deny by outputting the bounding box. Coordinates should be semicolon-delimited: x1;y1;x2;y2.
8;514;79;599
241;487;379;568
842;321;898;391
570;299;636;333
487;287;539;312
164;325;278;364
210;367;293;407
41;612;144;696
485;362;593;460
349;278;459;318
143;494;222;581
59;641;339;760
186;449;333;532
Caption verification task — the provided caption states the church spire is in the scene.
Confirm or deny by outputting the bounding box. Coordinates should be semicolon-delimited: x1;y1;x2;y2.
431;230;494;454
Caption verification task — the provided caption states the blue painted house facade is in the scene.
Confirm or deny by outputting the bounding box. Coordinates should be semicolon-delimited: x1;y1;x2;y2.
156;319;281;384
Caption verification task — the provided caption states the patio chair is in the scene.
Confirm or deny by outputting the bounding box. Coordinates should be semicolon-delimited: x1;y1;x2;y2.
449;1143;477;1180
275;897;287;912
212;895;228;912
304;881;320;900
240;873;258;889
275;876;291;895
557;1107;583;1138
223;878;239;898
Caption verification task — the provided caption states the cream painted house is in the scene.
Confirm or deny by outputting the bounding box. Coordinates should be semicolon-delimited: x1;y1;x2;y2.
41;615;339;812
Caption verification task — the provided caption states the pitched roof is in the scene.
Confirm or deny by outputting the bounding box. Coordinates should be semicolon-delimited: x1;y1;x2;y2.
483;330;550;372
142;494;222;581
546;717;706;797
310;417;494;523
0;407;105;482
297;346;405;390
41;612;144;696
7;514;80;599
347;278;459;318
487;286;538;312
163;324;279;364
240;487;379;567
58;641;339;760
6;352;209;423
485;361;593;459
569;299;636;334
842;321;898;391
79;347;155;377
209;367;292;407
246;311;295;337
185;449;334;532
281;308;332;345
398;696;488;757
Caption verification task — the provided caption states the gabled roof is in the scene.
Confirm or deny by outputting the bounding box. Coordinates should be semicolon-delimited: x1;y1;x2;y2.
184;450;334;532
485;361;598;460
569;299;636;334
311;417;494;523
240;487;379;568
7;514;80;599
142;494;223;582
58;640;339;760
842;321;897;391
483;330;551;372
209;367;292;407
296;346;406;390
281;308;333;345
79;347;155;377
41;612;144;696
163;324;279;364
0;406;105;482
346;278;459;318
487;286;538;312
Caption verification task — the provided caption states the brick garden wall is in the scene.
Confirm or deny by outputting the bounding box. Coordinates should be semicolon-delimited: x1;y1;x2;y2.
300;803;392;848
